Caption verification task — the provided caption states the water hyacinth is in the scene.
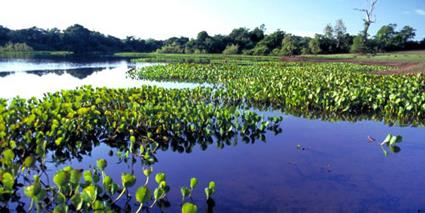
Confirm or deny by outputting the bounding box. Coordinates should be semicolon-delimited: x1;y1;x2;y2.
0;84;282;211
136;62;425;125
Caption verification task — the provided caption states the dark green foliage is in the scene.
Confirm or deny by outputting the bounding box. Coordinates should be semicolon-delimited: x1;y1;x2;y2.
0;23;421;55
137;63;425;124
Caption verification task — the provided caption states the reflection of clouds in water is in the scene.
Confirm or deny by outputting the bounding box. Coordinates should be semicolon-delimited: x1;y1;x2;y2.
0;59;129;72
0;65;205;99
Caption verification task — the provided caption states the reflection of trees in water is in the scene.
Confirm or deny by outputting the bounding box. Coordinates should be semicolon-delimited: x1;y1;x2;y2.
0;72;12;77
0;68;106;79
24;67;103;79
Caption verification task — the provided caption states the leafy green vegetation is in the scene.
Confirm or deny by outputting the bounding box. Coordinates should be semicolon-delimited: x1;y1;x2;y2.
1;21;422;56
23;159;214;212
0;42;33;52
136;62;425;125
380;134;404;157
0;85;282;211
0;50;73;57
131;53;280;64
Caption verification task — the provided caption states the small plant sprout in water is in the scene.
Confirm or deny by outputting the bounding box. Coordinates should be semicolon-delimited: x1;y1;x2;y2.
21;158;215;212
380;134;403;157
204;181;216;200
181;177;198;202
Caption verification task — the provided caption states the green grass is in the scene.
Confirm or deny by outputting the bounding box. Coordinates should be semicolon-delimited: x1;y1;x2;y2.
116;52;280;64
0;51;73;57
304;50;425;63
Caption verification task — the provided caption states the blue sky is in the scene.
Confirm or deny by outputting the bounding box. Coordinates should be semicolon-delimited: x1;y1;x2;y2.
0;0;424;40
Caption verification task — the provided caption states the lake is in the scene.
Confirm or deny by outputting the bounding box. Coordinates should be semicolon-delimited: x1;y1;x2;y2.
0;56;206;99
1;56;424;212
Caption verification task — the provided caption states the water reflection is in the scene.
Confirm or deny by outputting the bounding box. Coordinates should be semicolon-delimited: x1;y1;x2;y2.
0;58;207;99
0;109;281;212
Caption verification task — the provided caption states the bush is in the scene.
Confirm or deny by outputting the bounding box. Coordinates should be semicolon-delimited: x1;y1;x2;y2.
251;45;269;55
350;36;366;53
222;44;239;55
0;42;33;52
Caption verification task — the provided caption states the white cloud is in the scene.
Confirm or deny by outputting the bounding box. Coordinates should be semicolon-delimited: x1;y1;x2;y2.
415;9;425;16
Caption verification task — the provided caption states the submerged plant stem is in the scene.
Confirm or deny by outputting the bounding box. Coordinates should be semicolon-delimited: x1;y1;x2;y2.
113;188;126;203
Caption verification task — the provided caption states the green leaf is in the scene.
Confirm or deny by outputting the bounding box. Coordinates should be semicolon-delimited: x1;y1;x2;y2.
70;193;83;211
103;175;112;186
53;170;69;188
110;183;118;195
180;187;190;198
143;167;153;177
24;184;35;198
93;200;105;213
159;180;167;188
182;202;198;213
121;173;136;188
22;156;34;169
69;169;82;185
154;187;165;200
56;192;67;204
53;204;69;213
135;186;151;203
82;185;97;204
83;170;93;183
383;134;392;144
155;172;166;184
55;137;64;146
1;172;14;190
190;177;198;189
2;149;14;163
208;181;216;191
96;159;107;171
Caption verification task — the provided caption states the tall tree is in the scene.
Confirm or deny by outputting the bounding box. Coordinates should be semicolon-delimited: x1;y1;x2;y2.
355;0;378;42
323;24;334;39
308;35;322;54
280;34;297;56
334;19;347;50
375;24;397;51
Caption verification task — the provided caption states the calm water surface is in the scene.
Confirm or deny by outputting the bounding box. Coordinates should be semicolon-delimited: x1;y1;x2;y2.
0;57;205;99
1;57;424;212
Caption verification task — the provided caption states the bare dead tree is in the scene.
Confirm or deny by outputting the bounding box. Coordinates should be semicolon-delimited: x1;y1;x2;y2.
355;0;378;42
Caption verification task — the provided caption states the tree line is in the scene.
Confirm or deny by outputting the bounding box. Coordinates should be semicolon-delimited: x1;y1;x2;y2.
0;23;423;55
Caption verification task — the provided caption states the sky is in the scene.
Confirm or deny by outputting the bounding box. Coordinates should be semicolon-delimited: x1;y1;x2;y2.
0;0;424;40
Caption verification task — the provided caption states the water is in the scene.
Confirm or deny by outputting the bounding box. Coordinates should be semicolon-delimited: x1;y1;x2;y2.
1;57;424;212
0;57;206;99
46;112;424;213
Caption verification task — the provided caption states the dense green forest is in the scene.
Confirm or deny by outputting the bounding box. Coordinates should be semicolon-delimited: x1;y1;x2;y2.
0;22;423;55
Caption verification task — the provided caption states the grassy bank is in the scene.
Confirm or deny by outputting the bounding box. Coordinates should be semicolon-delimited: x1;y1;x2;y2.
303;50;425;63
116;52;280;64
0;51;73;57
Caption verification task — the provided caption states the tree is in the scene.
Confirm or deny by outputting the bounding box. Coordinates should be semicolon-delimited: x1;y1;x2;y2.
323;24;334;39
334;19;348;51
375;24;397;51
251;30;285;55
375;24;416;51
394;26;416;48
0;26;10;46
308;35;322;54
0;42;33;52
222;44;239;55
355;0;378;42
279;34;298;56
351;35;367;53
